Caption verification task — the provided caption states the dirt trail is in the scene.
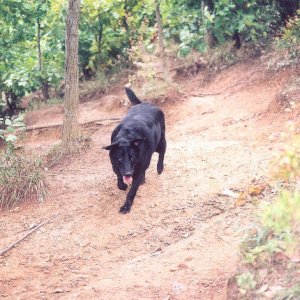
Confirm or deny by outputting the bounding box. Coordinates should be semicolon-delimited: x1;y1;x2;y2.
0;61;296;299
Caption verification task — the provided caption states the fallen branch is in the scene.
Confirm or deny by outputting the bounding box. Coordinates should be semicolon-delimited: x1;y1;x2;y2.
0;214;59;256
25;117;121;131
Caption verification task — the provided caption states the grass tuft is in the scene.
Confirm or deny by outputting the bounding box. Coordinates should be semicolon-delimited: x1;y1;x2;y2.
0;154;47;209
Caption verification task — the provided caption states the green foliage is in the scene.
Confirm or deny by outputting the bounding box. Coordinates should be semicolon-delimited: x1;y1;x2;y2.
272;11;300;69
0;114;25;152
236;133;300;298
206;0;279;47
262;133;300;249
0;0;65;107
79;0;155;77
161;1;205;56
0;0;297;108
277;11;300;48
262;191;300;245
236;272;257;295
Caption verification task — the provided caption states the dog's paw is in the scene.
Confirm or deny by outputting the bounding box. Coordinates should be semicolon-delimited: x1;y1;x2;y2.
119;203;131;214
117;182;128;190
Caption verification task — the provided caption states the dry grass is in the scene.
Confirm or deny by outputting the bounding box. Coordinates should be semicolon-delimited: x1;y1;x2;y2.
45;135;91;168
0;154;47;209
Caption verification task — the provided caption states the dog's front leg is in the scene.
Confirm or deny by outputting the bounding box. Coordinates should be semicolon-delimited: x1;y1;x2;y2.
119;171;145;214
117;175;128;190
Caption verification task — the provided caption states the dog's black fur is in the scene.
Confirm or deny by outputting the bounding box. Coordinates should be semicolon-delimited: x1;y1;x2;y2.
103;88;166;214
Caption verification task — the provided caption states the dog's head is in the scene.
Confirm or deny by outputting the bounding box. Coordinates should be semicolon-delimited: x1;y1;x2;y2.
103;139;143;185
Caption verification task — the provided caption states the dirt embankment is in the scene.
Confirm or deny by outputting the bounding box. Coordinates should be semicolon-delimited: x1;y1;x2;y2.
0;59;299;299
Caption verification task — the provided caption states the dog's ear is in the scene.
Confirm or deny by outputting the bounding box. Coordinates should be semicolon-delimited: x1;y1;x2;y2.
102;142;118;150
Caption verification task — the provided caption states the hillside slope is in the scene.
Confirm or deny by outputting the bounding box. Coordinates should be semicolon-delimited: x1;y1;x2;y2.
0;59;299;299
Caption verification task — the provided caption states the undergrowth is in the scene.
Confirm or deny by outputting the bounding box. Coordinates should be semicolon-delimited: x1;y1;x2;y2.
0;154;47;209
0;114;47;210
268;10;300;71
233;127;300;299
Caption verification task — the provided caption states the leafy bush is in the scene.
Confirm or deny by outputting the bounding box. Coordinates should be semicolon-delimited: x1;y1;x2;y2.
262;191;300;246
0;114;25;152
162;2;205;56
269;11;300;70
277;11;300;48
236;272;257;296
206;0;279;48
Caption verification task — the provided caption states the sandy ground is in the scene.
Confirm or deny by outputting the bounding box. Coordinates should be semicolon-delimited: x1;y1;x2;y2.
0;60;298;299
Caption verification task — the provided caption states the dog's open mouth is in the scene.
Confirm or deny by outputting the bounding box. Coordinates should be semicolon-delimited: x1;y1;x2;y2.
123;176;133;185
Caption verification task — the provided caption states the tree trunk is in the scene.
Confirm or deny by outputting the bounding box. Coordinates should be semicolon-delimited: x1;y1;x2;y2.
62;0;81;153
202;0;216;49
155;0;165;55
37;17;42;74
155;0;170;82
37;16;50;101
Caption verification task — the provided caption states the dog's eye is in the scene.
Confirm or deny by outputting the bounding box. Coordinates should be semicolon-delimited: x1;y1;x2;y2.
118;158;122;162
130;156;134;161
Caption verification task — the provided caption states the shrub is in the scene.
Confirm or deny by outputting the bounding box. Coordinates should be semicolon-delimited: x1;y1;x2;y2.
235;132;300;298
0;114;26;152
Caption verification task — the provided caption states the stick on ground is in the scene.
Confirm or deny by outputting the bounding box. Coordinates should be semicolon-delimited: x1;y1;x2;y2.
0;214;59;256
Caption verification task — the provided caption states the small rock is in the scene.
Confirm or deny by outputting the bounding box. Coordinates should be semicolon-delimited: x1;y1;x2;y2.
177;263;188;269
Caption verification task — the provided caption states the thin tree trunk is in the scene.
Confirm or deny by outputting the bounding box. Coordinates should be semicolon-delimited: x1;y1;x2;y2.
155;0;164;55
155;0;170;82
37;18;42;73
96;12;103;54
37;17;50;100
202;0;216;49
62;0;81;153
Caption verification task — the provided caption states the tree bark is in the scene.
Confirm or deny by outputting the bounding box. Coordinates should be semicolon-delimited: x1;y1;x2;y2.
155;0;170;82
37;16;50;101
202;0;216;49
62;0;81;153
155;0;165;55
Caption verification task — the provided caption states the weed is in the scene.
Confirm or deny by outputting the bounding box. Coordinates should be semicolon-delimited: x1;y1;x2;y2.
0;153;47;209
268;12;300;71
233;131;300;298
236;272;257;296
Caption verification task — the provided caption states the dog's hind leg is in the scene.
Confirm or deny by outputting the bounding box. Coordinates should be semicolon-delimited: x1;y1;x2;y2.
156;136;166;174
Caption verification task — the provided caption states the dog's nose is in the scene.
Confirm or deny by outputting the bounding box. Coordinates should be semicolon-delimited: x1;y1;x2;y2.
125;172;132;177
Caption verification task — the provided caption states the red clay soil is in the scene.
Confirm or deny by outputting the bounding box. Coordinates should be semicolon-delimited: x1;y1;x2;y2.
0;60;299;300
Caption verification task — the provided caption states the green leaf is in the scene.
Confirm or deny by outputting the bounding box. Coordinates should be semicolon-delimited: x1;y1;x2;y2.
11;122;25;128
5;119;12;126
5;134;17;143
6;126;16;133
13;114;24;123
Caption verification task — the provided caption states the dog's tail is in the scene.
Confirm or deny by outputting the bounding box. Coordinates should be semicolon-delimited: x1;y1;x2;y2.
125;87;142;105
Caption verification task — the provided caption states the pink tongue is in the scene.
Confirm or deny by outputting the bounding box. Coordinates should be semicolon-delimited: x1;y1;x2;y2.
123;176;133;185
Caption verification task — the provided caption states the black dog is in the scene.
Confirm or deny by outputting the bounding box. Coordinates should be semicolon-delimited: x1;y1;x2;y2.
103;87;166;214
